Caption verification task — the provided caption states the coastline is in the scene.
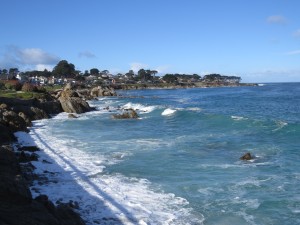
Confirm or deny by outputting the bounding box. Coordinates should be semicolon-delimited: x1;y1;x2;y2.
113;82;258;90
0;83;257;224
0;86;90;224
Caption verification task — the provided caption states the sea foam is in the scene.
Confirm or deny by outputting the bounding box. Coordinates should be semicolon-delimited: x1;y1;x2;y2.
122;102;156;114
14;119;202;225
162;108;177;116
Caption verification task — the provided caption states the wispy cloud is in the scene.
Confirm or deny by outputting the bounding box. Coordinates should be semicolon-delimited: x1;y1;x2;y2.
293;29;300;38
78;50;96;58
267;15;287;24
285;50;300;55
0;46;59;70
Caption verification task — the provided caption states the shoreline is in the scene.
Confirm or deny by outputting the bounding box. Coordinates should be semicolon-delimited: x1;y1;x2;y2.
113;82;258;90
0;83;258;224
15;110;203;224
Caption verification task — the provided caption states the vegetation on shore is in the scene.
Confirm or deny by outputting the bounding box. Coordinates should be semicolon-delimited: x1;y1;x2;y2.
0;60;252;89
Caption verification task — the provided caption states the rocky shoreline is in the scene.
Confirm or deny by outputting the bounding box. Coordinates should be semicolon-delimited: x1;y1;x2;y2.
0;83;256;224
0;84;116;225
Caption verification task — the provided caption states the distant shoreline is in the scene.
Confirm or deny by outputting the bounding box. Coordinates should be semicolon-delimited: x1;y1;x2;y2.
113;82;258;90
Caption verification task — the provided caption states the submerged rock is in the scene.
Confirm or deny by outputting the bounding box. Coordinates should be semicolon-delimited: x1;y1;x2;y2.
240;152;253;160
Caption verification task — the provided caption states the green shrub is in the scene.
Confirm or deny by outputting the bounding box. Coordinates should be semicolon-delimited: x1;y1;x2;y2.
0;82;5;90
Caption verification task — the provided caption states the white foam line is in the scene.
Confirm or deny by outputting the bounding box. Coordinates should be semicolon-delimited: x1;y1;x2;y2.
15;123;203;225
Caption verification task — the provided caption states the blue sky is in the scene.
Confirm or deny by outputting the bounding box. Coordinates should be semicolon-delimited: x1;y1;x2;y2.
0;0;300;82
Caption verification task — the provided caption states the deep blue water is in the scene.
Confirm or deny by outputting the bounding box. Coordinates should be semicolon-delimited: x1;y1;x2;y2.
31;83;300;224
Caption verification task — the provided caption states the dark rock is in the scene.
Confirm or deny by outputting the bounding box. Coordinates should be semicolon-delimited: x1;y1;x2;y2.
35;194;56;214
240;152;253;160
17;150;29;163
18;111;32;127
38;100;63;115
0;146;32;202
56;203;85;225
112;108;139;119
0;124;16;145
0;145;86;225
0;109;28;132
18;146;40;152
30;106;49;120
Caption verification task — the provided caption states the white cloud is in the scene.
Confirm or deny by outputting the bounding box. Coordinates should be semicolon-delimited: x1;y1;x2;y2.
267;15;287;24
293;29;300;38
130;62;149;73
0;46;59;70
78;51;96;58
19;48;59;64
35;64;54;71
285;50;300;55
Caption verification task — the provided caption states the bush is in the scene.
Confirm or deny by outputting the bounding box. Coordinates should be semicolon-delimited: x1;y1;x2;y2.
4;80;22;91
35;86;47;93
21;83;37;92
0;82;5;90
5;82;15;90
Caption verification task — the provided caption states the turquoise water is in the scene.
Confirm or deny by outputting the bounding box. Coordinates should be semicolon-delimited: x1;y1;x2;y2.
30;83;300;224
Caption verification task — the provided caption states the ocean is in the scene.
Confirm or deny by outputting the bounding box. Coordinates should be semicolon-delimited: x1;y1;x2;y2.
15;83;300;225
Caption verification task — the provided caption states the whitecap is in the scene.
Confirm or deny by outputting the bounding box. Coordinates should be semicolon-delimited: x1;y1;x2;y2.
162;108;177;116
186;107;202;112
272;120;288;131
231;116;247;121
122;102;156;113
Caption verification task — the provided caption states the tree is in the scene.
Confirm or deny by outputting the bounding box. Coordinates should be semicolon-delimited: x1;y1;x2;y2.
101;70;109;75
83;70;89;76
9;68;19;75
90;68;99;75
137;69;153;82
52;60;75;78
75;75;85;81
2;69;8;75
162;74;178;83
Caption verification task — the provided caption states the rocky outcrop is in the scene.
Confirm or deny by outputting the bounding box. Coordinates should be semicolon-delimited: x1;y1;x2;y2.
0;96;63;122
0;146;85;225
90;86;117;97
240;152;254;160
112;108;139;119
58;84;92;114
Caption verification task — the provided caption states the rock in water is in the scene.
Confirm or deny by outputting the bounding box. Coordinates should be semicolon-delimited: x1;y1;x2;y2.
240;152;253;160
68;113;78;118
112;109;139;119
